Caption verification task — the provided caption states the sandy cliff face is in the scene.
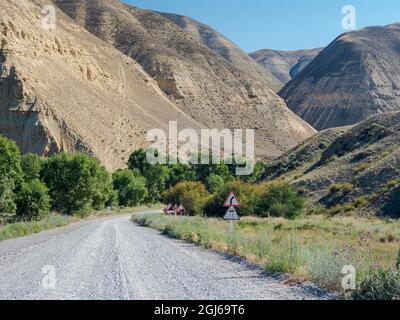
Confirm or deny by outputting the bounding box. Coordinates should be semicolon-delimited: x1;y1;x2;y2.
250;48;322;87
279;24;400;130
0;0;201;170
54;0;316;158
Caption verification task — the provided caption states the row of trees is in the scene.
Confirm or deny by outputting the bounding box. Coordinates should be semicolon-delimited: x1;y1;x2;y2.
126;150;304;219
0;135;303;222
162;180;305;219
0;136;119;222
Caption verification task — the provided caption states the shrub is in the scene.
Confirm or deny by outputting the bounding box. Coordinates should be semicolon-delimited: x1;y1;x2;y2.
351;268;400;300
128;149;169;202
330;183;353;194
162;182;210;216
16;179;51;221
354;163;369;175
256;183;304;219
41;153;113;216
0;177;17;221
0;136;23;221
112;169;148;207
166;163;196;188
205;174;225;193
21;153;42;181
204;180;261;217
191;154;233;183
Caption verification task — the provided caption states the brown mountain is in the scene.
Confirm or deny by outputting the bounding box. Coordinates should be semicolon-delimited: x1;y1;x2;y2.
279;24;400;131
53;0;316;158
250;48;322;87
0;0;202;170
262;112;400;217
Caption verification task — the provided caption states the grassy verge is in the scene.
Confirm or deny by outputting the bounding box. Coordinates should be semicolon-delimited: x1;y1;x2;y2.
132;213;400;295
0;204;162;242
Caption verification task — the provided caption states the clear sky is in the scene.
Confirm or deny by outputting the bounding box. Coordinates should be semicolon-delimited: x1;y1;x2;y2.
124;0;400;52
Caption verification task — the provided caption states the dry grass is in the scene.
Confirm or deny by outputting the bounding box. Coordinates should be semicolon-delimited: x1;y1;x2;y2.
132;213;400;294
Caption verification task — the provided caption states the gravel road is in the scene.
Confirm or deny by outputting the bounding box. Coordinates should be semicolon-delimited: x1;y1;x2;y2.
0;213;334;300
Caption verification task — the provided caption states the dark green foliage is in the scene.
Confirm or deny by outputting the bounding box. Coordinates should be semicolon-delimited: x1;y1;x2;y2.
112;169;148;207
162;182;210;216
128;149;169;202
0;177;17;220
204;180;261;217
16;179;51;221
21;153;42;181
205;174;225;193
166;163;196;188
41;153;113;216
0;136;23;220
256;183;304;219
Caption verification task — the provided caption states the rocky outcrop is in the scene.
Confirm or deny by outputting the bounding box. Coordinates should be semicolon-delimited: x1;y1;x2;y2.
53;0;316;159
279;24;400;130
0;0;201;170
250;48;322;87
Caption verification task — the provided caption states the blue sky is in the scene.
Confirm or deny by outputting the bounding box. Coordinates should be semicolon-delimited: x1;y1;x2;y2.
124;0;400;52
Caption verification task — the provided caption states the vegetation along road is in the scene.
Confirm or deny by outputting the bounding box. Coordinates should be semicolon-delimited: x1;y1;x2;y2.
0;212;334;300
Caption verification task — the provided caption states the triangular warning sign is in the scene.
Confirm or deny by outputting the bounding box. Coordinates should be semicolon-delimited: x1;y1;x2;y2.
223;192;240;207
224;206;240;220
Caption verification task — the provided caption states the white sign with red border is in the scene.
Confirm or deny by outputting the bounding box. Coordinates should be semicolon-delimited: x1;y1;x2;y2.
223;191;240;208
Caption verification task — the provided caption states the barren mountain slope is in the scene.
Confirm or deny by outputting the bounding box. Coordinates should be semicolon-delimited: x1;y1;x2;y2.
53;0;316;158
279;24;400;130
158;12;282;91
0;0;201;170
262;112;400;217
250;48;322;86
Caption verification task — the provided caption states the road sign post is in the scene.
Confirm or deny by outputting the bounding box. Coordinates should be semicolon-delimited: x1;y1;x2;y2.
223;192;240;235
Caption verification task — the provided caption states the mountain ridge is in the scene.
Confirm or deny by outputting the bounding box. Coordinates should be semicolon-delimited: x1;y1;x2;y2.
279;23;400;130
53;0;316;158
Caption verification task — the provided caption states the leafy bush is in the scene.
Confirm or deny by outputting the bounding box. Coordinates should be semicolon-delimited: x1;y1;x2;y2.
205;174;225;193
0;136;23;220
256;183;304;219
128;149;169;202
204;180;261;217
41;153;113;216
21;153;42;181
162;182;210;216
166;163;196;188
351;268;400;300
191;154;234;183
0;177;17;221
112;169;148;207
16;179;51;221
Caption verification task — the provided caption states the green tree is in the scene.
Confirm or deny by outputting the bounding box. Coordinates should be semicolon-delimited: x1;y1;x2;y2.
112;169;148;207
41;153;113;216
21;153;42;181
0;136;23;220
16;179;51;221
128;149;169;202
205;174;225;193
166;163;196;188
256;183;304;219
241;160;268;183
0;177;17;221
